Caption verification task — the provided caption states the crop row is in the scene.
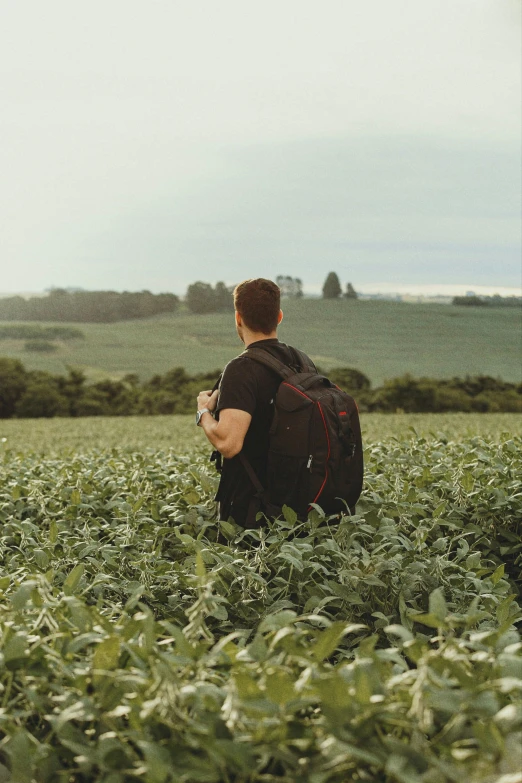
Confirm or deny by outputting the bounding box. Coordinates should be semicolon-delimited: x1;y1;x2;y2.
0;435;520;782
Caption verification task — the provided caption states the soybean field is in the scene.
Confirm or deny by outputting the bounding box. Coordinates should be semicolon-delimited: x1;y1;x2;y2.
0;414;521;782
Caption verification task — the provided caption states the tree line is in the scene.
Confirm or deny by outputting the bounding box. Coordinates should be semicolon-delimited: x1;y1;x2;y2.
0;275;358;323
3;279;518;325
0;358;519;419
0;289;180;323
184;274;358;312
452;295;521;308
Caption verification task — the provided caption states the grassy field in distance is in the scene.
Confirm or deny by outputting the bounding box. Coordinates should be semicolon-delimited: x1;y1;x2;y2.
2;412;521;454
0;298;520;385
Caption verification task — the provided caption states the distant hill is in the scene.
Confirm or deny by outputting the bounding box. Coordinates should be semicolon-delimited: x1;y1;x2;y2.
0;298;520;386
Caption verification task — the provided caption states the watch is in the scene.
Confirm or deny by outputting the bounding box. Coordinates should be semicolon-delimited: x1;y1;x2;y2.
196;408;212;426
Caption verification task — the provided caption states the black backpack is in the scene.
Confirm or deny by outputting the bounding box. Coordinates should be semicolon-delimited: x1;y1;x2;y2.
238;345;364;524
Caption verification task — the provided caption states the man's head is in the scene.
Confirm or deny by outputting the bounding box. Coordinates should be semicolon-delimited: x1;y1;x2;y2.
233;278;283;342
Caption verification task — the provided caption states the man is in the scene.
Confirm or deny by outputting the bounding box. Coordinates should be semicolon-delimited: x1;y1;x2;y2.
196;277;315;527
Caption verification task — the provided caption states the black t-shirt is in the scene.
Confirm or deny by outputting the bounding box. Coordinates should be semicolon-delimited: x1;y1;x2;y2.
215;338;315;526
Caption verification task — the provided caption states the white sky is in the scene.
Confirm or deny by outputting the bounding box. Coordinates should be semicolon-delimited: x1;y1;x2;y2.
0;0;520;294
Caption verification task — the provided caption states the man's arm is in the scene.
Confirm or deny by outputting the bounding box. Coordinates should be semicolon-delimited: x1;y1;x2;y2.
197;389;252;459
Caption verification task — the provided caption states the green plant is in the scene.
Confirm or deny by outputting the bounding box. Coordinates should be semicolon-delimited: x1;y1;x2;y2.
0;429;520;781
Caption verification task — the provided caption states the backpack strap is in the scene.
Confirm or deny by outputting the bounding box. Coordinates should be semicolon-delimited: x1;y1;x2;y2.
288;346;316;374
243;346;294;379
244;344;316;378
239;452;265;495
239;452;269;527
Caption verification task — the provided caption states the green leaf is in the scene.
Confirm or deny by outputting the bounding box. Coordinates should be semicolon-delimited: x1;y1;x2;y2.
49;519;58;544
219;520;237;540
259;610;297;633
70;488;81;505
312;622;348;661
138;742;172;783
3;632;28;664
6;731;33;783
460;471;474;492
234;671;262;700
473;720;504;754
265;670;295;705
429;588;447;621
491;563;505;585
496;594;516;624
245;634;268;662
33;548;49;569
92;635;120;671
410;612;446;629
195;549;206;579
282;505;298;525
210;604;228;621
133;497;145;512
63;563;85;595
11;581;38;611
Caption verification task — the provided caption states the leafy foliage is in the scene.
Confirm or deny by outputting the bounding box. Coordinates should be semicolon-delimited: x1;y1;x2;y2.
0;430;521;781
368;374;522;414
1;357;520;419
185;282;234;314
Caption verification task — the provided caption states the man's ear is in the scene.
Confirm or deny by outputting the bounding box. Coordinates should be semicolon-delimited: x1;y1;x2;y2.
235;310;242;327
277;310;284;325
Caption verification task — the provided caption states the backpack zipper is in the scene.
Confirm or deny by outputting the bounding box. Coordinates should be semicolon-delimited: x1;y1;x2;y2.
308;402;330;511
307;455;313;471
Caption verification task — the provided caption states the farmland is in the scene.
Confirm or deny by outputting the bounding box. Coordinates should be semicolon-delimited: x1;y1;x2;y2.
1;298;520;385
2;412;522;454
0;414;521;781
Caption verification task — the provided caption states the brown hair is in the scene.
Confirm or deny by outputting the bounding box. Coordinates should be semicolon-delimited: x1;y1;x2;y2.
233;278;281;334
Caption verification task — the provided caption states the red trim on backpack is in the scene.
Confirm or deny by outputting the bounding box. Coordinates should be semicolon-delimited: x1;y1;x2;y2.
310;472;328;509
308;401;330;510
318;402;330;460
339;411;347;416
281;383;311;400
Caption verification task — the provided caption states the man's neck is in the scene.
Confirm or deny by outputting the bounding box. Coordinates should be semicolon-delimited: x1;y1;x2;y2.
243;331;278;347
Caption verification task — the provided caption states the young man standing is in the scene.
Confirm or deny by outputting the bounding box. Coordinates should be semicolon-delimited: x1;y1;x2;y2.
196;277;316;527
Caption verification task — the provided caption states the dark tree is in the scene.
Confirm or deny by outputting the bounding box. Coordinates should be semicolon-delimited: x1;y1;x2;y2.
185;282;217;314
344;282;358;299
276;276;303;298
0;358;28;418
15;379;70;418
214;281;235;311
322;272;342;299
186;281;234;313
452;296;488;307
328;367;371;392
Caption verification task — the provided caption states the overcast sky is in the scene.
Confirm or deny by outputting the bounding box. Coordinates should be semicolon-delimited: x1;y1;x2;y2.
1;0;520;295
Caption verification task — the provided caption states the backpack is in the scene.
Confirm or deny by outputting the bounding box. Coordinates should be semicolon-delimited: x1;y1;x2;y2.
238;345;364;524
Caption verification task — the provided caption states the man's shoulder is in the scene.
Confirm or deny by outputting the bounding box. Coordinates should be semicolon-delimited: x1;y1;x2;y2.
220;353;264;385
222;342;314;379
222;353;255;374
